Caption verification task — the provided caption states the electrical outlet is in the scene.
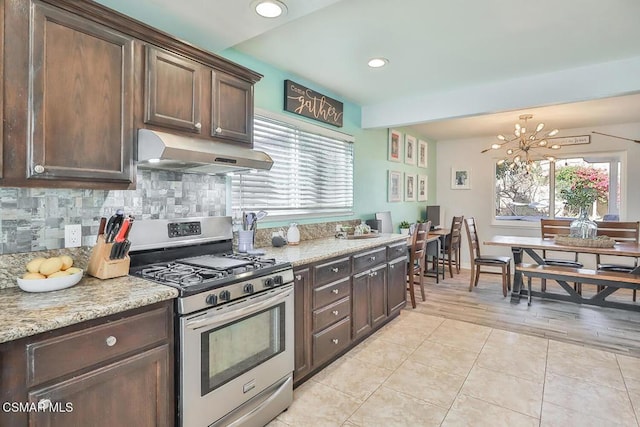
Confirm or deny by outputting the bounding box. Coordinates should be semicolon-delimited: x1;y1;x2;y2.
65;224;82;248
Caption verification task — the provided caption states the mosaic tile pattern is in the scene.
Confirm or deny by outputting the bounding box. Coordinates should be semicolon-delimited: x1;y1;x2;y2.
0;170;226;254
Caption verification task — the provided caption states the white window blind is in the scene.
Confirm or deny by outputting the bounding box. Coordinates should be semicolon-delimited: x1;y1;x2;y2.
232;114;354;218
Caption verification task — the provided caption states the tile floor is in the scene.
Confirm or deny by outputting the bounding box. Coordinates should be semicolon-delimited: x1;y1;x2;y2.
270;310;640;426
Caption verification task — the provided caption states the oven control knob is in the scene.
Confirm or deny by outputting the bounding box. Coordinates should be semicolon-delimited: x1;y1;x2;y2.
219;290;231;301
205;294;218;305
273;275;283;285
264;278;274;287
243;284;254;294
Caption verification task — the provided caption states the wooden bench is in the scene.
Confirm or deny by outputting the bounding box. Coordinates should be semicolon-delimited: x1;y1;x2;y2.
515;263;640;311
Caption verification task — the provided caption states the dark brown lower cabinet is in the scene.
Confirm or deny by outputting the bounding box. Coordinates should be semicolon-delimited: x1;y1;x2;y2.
293;240;406;386
352;263;388;341
0;301;174;427
27;346;170;427
387;255;408;316
293;268;312;381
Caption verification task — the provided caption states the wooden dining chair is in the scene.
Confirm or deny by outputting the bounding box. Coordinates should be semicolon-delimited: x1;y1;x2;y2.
595;221;640;300
440;215;464;278
540;219;583;293
407;221;431;308
464;217;511;297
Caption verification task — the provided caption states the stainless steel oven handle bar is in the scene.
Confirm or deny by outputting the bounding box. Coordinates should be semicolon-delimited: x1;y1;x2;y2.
185;284;293;331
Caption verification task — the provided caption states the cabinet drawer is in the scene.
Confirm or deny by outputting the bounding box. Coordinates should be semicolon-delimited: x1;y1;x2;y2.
27;305;170;387
313;297;351;332
313;316;350;366
314;257;350;287
313;277;350;309
388;241;408;260
353;247;387;273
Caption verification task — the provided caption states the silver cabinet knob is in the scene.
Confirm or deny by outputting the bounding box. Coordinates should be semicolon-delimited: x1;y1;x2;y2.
295;274;302;281
331;338;339;344
34;164;45;174
331;267;339;273
194;122;202;129
215;126;222;133
331;289;339;294
369;256;376;261
332;310;339;316
37;399;52;410
390;264;395;269
105;336;117;347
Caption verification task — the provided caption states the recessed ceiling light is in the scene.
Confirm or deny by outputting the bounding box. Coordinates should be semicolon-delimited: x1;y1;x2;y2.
253;0;287;18
368;58;388;68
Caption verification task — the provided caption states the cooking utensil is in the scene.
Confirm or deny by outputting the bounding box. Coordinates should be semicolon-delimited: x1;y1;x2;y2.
255;210;268;221
105;209;125;243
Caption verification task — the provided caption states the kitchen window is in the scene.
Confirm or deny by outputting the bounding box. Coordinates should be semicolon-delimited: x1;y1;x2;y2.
231;111;354;218
494;154;621;222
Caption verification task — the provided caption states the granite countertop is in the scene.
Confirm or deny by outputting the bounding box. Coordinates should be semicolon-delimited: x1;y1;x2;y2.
0;275;178;344
259;233;408;266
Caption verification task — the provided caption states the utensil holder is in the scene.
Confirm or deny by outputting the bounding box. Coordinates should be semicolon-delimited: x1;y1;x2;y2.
87;235;130;279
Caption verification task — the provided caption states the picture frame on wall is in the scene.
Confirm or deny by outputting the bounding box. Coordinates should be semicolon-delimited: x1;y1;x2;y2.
451;167;471;190
388;170;402;202
418;140;428;168
417;174;427;201
405;135;417;165
388;129;402;162
405;173;416;201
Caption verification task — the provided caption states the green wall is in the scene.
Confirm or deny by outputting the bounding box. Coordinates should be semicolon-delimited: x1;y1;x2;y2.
221;49;435;230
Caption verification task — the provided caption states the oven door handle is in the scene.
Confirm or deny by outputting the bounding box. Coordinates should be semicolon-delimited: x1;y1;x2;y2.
185;285;292;331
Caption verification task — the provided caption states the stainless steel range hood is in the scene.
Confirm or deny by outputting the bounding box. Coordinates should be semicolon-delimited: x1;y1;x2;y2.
136;129;273;175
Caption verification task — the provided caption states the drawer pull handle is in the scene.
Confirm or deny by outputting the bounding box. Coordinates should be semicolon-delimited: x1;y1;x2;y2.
295;274;302;281
34;164;45;174
332;310;339;316
331;289;339;294
37;399;52;410
215;126;222;133
390;264;395;269
369;256;376;261
105;336;117;347
194;122;202;129
331;267;339;273
332;338;339;345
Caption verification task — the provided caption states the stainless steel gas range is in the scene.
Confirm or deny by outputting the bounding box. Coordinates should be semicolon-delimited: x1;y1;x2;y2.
128;217;294;427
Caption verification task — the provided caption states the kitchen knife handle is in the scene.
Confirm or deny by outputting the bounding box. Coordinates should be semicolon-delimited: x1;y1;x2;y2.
114;218;130;243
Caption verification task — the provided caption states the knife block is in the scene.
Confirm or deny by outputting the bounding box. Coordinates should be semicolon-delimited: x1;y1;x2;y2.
87;235;130;279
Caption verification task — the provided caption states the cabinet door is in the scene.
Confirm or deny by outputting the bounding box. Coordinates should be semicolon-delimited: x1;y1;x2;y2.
387;257;408;316
145;46;202;133
351;270;371;341
211;70;253;144
293;268;312;383
370;264;388;329
28;345;171;427
28;3;134;183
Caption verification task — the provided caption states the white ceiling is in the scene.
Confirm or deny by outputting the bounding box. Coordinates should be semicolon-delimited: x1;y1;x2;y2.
97;0;640;141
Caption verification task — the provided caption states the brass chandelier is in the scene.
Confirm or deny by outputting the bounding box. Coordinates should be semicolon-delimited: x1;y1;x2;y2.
483;114;560;170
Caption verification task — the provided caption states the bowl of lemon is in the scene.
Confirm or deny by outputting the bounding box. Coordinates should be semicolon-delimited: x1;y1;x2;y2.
17;256;83;292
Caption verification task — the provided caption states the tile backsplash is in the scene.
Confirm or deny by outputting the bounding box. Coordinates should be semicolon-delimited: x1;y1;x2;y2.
0;170;227;254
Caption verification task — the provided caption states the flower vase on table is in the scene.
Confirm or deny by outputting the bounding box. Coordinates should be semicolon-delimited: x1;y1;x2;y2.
569;209;597;239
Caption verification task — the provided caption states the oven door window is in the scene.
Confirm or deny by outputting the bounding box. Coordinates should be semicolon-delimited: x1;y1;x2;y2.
201;302;285;395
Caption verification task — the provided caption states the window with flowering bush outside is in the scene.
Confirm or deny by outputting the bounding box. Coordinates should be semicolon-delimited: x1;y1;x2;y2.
495;156;620;222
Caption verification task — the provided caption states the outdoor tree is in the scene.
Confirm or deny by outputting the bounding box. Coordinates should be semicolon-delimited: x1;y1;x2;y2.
556;165;609;216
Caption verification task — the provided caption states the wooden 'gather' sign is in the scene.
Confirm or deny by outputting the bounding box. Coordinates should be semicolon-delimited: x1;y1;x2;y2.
284;80;343;127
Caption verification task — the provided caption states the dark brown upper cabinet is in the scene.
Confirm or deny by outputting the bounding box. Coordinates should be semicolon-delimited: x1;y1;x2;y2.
211;71;253;144
144;46;202;133
26;1;134;184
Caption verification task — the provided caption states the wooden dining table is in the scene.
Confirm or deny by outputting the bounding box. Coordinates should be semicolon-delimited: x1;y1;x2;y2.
485;235;640;307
